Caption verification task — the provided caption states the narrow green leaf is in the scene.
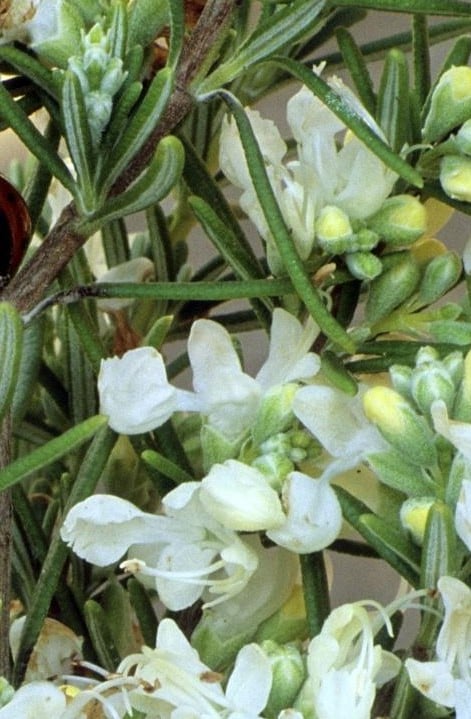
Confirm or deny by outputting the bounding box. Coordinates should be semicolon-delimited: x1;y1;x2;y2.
0;46;61;99
141;449;194;485
367;450;436;497
197;0;326;93
327;0;471;15
216;91;355;352
101;218;130;267
64;315;98;424
12;317;43;426
358;514;421;586
0;415;107;492
335;27;376;116
108;0;128;59
268;56;423;188
320;351;358;396
100;80;143;158
188;196;273;325
0;303;23;424
412;14;431;108
97;66;174;189
12;425;116;685
128;578;158;647
64;301;104;374
85;598;121;671
0;81;74;194
421;501;457;588
336;485;420;586
62;71;96;213
377;49;411;154
24;121;60;233
182;137;264;281
167;0;185;69
83;136;184;230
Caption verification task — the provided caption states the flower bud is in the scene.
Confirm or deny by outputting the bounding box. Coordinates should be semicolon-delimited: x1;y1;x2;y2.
456;118;471;154
363;386;437;466
315;205;354;253
423;66;471;142
417;251;462;305
400;496;435;545
365;253;421;324
261;640;306;717
354;227;380;251
0;678;14;708
440;155;471;202
367;195;427;247
252;453;294;493
411;363;456;416
345;250;382;280
389;363;413;400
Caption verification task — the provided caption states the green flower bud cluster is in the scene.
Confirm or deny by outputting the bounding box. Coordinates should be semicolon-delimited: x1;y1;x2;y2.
66;23;127;145
390;346;463;418
251;427;320;492
315;195;427;282
364;245;461;327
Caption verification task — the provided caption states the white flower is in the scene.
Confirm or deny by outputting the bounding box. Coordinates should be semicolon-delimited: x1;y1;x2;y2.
199;460;341;553
219;72;396;272
188;308;319;440
456;479;471;551
293;383;387;481
61;486;259;611
98;346;198;434
266;471;342;553
303;602;400;719
405;576;471;718
119;618;228;717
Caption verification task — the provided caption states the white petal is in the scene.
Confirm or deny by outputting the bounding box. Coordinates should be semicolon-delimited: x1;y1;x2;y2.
154;543;217;610
200;460;285;531
226;644;272;714
256;308;320;391
98;347;179;434
0;682;66;719
455;480;471;551
219;110;286;192
60;494;170;565
431;399;471;460
267;472;342;553
405;658;455;708
293;384;385;460
188;320;261;437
